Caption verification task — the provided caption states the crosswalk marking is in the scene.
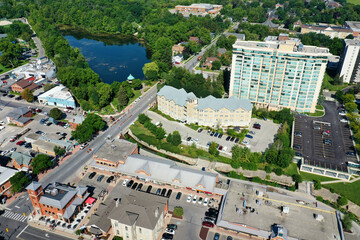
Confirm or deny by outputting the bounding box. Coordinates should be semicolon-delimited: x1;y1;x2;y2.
1;210;27;222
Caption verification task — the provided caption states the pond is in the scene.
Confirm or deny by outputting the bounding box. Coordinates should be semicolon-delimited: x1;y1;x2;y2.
61;28;151;84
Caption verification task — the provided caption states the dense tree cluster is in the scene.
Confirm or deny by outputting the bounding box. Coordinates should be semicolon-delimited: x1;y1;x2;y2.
299;33;344;55
32;154;54;175
138;113;166;140
71;113;106;143
9;171;31;193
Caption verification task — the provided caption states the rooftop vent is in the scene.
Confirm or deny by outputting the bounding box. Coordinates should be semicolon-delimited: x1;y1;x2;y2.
50;188;59;196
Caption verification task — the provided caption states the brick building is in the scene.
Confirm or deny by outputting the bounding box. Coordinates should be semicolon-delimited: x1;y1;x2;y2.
26;181;90;222
6;107;34;126
11;78;39;93
10;152;33;170
68;115;85;130
0;166;18;199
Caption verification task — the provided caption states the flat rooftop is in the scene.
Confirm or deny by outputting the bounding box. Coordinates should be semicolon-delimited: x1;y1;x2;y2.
218;180;340;240
233;40;330;55
93;139;137;163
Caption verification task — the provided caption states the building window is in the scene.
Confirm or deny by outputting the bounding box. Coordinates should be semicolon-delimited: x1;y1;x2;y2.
117;230;119;235
139;228;142;233
125;226;128;231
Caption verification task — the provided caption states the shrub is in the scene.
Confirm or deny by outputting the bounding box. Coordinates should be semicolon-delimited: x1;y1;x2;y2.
337;196;348;206
173;206;184;217
264;165;272;173
316;196;323;201
314;180;322;190
342;214;352;232
273;168;283;176
292;174;303;183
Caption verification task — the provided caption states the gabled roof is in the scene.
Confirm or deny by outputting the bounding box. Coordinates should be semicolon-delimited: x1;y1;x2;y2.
157;85;196;107
136;161;151;176
262;17;279;28
11;152;32;166
197;95;253;111
0;166;18;186
25;181;42;191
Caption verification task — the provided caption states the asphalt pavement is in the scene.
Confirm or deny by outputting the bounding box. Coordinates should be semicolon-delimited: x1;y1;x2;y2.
0;85;157;239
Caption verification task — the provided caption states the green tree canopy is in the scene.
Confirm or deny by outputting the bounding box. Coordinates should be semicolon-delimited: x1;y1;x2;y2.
21;88;34;102
32;154;54;175
117;85;129;109
54;146;66;157
143;62;159;81
9;171;31;193
49;108;63;120
72;113;106;143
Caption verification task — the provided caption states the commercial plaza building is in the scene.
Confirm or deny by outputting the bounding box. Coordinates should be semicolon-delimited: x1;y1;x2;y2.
157;86;252;127
339;39;360;83
229;37;330;113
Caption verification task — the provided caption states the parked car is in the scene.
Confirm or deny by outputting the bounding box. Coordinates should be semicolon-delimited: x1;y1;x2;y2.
229;136;235;142
245;134;253;139
241;140;249;145
197;128;203;133
156;188;161;195
198;197;203;205
214;132;219;137
294;131;302;137
249;131;255;135
88;172;96;179
218;133;223;139
186;137;192;141
218;145;223;151
347;152;356;156
15;96;22;101
340;118;348;123
210;132;215;136
131;182;138;190
295;152;302;157
167;224;177;230
339;112;346;116
187;194;192;203
165;228;175;235
234;138;240;143
127;180;134;188
24;142;32;148
227;236;233;240
146;185;152;193
203;198;209;206
293;145;302;149
16;140;24;146
166;189;172;198
225;136;231;141
161;188;166;196
122;179;129;187
253;123;261;129
192;195;197;203
106;176;114;183
175;192;182;200
213;233;220;240
204;217;215;223
202;221;214;228
313;126;321;130
137;183;143;191
162;233;174;240
97;175;104;182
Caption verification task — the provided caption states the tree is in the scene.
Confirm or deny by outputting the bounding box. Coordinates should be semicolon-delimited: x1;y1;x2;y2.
155;127;166;139
345;102;358;113
211;61;221;70
173;206;184;217
21;88;34;102
265;165;272;173
273;168;283;176
292;174;303;183
342;94;355;104
314;180;322;190
72;113;106;143
138;113;150;124
54;146;66;157
342;214;353;232
143;62;159;81
49;108;63;120
337;196;348;206
132;79;142;90
32;154;54;175
171;131;182;146
335;90;344;102
117;86;129;109
9;171;31;193
209;141;219;156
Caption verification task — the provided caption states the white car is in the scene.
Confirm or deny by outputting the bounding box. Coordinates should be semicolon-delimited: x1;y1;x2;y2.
192;195;197;204
198;197;203;205
339;112;346;116
340;119;347;123
165;228;175;235
122;179;129;187
203;198;209;206
0;126;5;130
241;140;249;145
222;146;228;152
0;121;5;125
187;194;192;203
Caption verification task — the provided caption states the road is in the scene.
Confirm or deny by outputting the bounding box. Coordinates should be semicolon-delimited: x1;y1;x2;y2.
0;86;157;239
32;35;45;58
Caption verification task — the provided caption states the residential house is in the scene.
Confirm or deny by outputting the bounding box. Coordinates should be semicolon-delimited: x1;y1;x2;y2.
157;85;252;127
189;36;200;43
0;166;18;199
172;54;183;64
172;44;185;55
11;78;39;93
26;182;90;223
6;107;34;126
10;152;33;170
69;115;85;129
38;85;76;108
202;57;220;69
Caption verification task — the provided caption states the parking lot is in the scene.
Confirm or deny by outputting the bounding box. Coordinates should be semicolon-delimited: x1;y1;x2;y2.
293;101;355;172
147;111;279;154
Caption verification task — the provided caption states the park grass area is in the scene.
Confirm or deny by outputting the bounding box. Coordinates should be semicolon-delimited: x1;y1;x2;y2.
316;105;324;110
284;163;299;176
324;180;360;206
300;171;337;182
348;0;360;5
98;104;115;115
129;89;141;103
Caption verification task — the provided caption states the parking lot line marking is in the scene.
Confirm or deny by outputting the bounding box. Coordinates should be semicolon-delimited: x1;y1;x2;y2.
250;194;335;214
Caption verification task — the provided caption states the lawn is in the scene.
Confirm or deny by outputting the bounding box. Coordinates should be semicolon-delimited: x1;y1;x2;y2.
98;104;115;115
304;110;324;117
348;0;360;5
316;105;324;110
300;171;337;182
324;180;360;206
284;163;299;176
129;89;141;103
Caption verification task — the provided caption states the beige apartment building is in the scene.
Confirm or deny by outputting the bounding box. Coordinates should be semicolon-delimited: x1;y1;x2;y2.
300;24;352;39
157;86;252;127
174;3;222;16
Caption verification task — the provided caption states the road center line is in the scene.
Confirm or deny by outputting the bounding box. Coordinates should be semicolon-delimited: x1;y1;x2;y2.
16;224;28;238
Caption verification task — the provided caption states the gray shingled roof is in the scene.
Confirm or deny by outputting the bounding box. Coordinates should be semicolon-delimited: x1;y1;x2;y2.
157;85;196;107
11;152;32;166
262;17;279;28
197;95;252;111
26;181;42;191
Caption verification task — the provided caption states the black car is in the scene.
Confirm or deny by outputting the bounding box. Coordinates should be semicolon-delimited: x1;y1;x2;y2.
161;188;167;196
218;133;223;139
295;152;302;157
131;182;138;190
210;131;215;136
225;136;231;141
162;233;174;240
205;211;217;219
227;237;233;240
146;185;152;193
7;94;14;98
137;183;143;191
25;143;32;148
197;128;203;133
293;145;302;149
2;93;7;97
156;188;161;195
97;175;104;182
106;176;114;183
186;137;192;141
230;136;235;142
209;208;218;213
175;192;182;200
167;224;178;230
15;96;22;101
234;138;240;143
127;180;134;188
88;172;96;179
347;152;356;156
166;189;172;198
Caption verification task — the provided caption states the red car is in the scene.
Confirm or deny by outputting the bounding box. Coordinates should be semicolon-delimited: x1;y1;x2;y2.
16;141;24;146
10;137;17;142
202;221;214;228
35;108;42;113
